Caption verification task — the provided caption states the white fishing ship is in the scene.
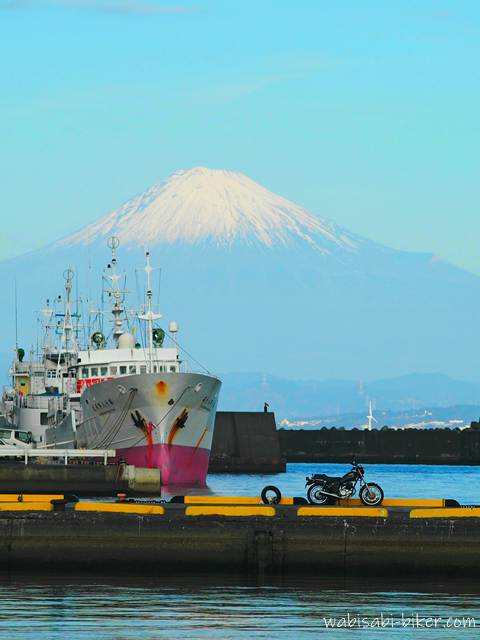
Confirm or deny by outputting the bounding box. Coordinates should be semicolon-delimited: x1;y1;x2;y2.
4;239;222;486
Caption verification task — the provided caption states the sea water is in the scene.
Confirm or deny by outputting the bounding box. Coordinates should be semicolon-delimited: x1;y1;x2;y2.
2;576;480;639
2;463;480;639
207;462;480;504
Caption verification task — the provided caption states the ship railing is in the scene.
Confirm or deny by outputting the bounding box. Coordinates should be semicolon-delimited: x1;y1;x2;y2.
0;448;116;465
13;364;30;374
25;396;51;410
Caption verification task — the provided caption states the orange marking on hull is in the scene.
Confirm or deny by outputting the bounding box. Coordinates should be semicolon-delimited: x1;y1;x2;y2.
167;424;180;447
155;380;168;396
167;408;189;446
193;427;208;451
188;428;208;461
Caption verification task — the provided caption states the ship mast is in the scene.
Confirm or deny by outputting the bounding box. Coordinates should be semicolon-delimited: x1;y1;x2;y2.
56;268;77;379
40;299;54;356
105;236;127;346
138;250;161;373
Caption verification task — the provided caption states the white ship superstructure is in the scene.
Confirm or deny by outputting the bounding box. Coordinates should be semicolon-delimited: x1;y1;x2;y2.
4;239;221;485
4;270;78;443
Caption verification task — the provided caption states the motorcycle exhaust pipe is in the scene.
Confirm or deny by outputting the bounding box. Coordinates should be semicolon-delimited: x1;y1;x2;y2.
315;490;341;499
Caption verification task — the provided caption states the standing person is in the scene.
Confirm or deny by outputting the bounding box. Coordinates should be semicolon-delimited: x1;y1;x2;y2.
264;402;270;413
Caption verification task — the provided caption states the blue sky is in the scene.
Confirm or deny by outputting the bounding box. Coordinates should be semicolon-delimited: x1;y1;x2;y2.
1;0;479;272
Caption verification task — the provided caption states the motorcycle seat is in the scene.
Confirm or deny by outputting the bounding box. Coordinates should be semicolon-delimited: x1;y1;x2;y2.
313;474;341;482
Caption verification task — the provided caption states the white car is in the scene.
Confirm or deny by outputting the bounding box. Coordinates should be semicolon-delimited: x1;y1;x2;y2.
0;428;34;449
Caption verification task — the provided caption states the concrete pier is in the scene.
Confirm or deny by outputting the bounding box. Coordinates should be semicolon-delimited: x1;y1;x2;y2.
209;412;286;473
0;463;160;496
1;498;479;577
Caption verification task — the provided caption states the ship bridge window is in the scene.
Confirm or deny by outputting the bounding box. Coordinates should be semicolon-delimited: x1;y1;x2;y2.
129;365;136;374
170;366;176;372
120;366;127;375
100;366;108;377
140;365;147;374
110;366;117;376
91;367;98;377
81;368;88;378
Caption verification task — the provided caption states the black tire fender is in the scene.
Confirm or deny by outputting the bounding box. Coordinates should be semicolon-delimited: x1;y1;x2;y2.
261;485;282;505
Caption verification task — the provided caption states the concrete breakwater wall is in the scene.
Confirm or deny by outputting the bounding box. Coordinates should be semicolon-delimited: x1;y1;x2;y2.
2;505;480;577
279;427;480;464
209;412;286;472
209;413;480;468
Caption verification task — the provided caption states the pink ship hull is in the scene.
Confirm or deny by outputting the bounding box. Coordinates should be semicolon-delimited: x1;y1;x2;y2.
116;443;211;486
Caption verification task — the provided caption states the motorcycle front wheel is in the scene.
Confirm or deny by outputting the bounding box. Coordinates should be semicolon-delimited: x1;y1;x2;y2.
307;484;331;505
359;483;384;506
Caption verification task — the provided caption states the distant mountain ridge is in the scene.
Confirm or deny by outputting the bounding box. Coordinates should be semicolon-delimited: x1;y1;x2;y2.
1;166;480;383
218;372;480;420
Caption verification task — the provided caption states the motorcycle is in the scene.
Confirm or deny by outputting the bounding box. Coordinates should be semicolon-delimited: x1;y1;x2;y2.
305;460;384;506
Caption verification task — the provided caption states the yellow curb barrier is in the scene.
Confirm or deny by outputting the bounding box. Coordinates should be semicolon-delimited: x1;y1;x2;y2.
184;495;294;505
410;508;480;519
0;502;53;511
185;505;275;517
75;502;165;515
297;507;389;518
0;494;64;503
340;498;445;507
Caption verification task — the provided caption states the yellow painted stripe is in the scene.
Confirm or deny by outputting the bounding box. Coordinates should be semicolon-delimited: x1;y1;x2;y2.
185;505;275;517
340;498;444;507
0;502;53;511
410;508;480;519
297;507;388;518
184;495;293;505
75;502;165;515
0;494;64;503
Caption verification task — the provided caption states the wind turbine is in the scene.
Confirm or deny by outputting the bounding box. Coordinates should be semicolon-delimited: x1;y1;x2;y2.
367;400;378;431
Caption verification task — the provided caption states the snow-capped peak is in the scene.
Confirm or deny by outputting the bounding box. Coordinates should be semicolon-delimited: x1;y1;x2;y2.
60;167;359;251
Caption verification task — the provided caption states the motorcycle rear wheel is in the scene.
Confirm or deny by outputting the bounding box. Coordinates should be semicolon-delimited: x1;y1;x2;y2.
359;483;384;506
307;484;331;505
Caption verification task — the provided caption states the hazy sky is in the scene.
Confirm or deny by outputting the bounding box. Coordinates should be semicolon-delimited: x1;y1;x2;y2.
1;1;479;272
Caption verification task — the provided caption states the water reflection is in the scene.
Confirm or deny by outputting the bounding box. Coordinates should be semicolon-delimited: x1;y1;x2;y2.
0;575;479;639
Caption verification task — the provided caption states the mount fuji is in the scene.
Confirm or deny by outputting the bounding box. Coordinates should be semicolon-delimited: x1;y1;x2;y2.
59;166;362;251
2;167;480;385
